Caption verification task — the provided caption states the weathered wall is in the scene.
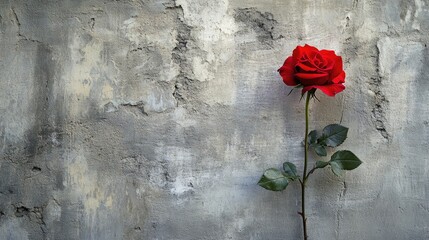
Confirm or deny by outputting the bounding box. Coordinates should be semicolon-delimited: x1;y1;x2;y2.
0;0;428;239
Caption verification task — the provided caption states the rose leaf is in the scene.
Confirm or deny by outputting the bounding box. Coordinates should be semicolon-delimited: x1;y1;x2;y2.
329;150;362;177
318;124;348;147
258;168;290;191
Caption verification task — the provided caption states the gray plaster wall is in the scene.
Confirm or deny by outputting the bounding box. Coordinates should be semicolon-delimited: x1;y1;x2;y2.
0;0;428;239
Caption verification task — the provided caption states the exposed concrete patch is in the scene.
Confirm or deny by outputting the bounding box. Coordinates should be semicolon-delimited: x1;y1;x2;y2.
14;204;46;228
234;8;283;44
172;0;239;106
120;155;174;189
166;1;204;106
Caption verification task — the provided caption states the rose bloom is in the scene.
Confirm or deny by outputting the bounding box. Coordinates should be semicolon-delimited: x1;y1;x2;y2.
278;44;346;97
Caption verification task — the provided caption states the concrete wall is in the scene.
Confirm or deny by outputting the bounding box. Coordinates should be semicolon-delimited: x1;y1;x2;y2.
0;0;428;239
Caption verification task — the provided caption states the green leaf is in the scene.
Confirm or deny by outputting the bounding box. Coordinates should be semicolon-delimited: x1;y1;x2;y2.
308;130;318;145
318;124;348;147
315;161;329;169
308;130;327;156
329;150;362;171
258;168;289;191
283;162;298;180
330;164;344;177
314;145;327;156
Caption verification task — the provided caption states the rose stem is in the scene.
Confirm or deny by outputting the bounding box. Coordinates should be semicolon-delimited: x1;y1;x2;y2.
300;92;311;240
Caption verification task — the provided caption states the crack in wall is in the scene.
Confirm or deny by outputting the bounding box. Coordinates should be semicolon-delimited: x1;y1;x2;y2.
11;7;20;28
119;101;148;116
89;17;95;31
13;203;47;237
371;44;390;140
335;181;347;239
342;1;389;141
104;101;148;116
11;7;43;44
165;1;202;106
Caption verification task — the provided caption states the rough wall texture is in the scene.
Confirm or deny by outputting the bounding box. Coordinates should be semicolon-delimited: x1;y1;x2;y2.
0;0;428;239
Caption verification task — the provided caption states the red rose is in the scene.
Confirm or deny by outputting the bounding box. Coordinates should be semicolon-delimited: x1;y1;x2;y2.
278;44;346;97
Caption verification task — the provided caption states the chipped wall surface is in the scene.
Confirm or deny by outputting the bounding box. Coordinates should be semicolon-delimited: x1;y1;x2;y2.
0;0;428;239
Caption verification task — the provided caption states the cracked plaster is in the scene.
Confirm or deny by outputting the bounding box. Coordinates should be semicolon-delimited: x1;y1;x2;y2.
0;0;428;239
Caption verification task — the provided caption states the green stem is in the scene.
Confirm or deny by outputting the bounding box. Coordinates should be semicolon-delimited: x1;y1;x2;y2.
306;167;317;179
300;93;311;240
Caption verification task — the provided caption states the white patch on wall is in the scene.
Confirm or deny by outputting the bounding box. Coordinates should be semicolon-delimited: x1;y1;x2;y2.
64;149;115;219
155;145;195;197
377;37;424;133
173;107;197;127
144;86;177;113
412;0;425;30
121;14;178;83
44;198;62;224
122;18;142;45
66;33;105;118
176;0;238;105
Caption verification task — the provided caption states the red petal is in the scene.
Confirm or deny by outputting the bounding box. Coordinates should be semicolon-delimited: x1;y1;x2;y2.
292;44;319;61
302;83;345;97
320;50;336;59
320;57;334;70
296;62;317;72
295;72;329;85
278;57;298;86
331;56;344;83
292;46;306;61
332;70;346;84
303;44;320;52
